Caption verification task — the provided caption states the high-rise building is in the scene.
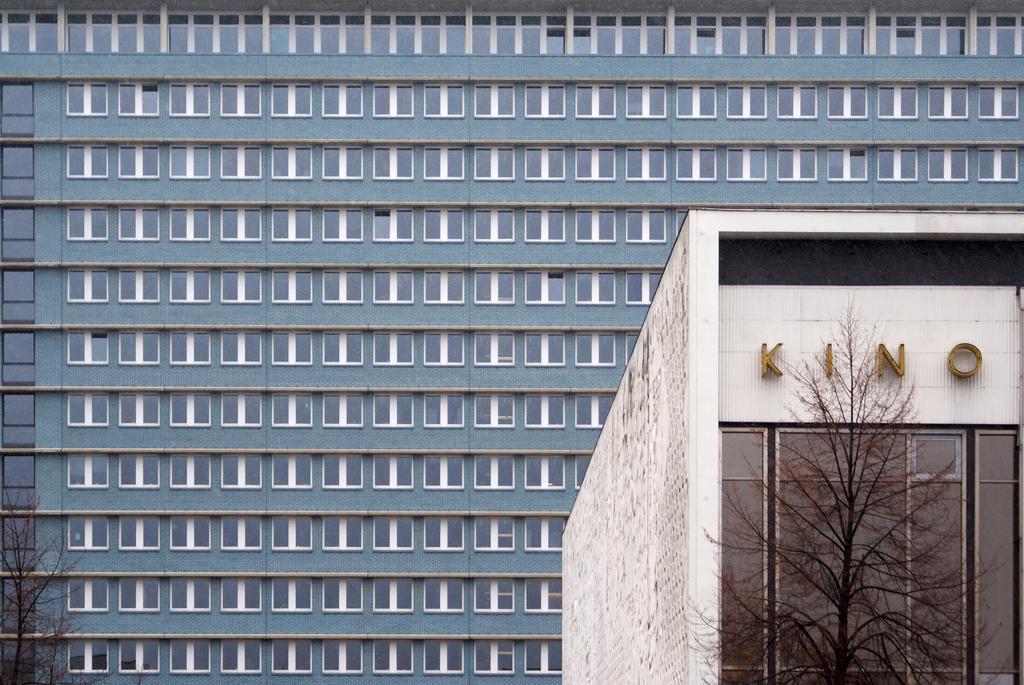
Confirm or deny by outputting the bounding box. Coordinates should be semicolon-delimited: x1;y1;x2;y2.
0;2;1019;682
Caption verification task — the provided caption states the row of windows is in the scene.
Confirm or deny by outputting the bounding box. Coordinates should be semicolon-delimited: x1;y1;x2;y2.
63;392;614;429
68;576;562;614
64;269;662;305
69;638;561;676
66;81;1023;121
65;206;674;244
9;10;1024;55
66;331;628;368
63;144;1024;183
68;515;565;552
68;454;589;490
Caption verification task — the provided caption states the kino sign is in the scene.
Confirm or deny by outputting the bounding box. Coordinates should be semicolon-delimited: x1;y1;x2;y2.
759;343;984;379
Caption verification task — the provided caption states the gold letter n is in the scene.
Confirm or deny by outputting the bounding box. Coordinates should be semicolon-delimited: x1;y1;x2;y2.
761;343;783;378
877;343;905;378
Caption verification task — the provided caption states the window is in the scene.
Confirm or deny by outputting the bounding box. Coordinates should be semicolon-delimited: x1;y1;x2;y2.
272;641;311;674
626;271;661;304
980;86;1018;119
67;145;107;178
118;270;158;303
69;641;107;673
272;455;311;489
373;641;413;674
475;395;515;428
324;641;363;674
573;14;665;54
625;148;666;180
170;641;210;673
272;332;312;366
69;578;108;611
576;395;614;428
575;209;615;242
169;146;210;179
471;14;567;54
575;272;615;305
475;456;513;488
169;517;210;549
875;15;966;55
221;271;262;303
69;455;107;488
222;455;261;488
374;578;413;612
119;455;158;488
424;456;463;488
169;208;210;241
1;207;32;263
979;149;1018;182
424;395;464;427
221;84;260;116
323;455;363;488
676;86;716;119
526;518;563;550
170;455;210;488
170;394;211;426
424;579;464;612
525;84;565;117
119;578;158;611
272;517;312;551
118;83;157;115
524;210;564;242
626;210;666;242
68;83;107;115
221;392;260;428
424;147;464;180
878;86;918;118
424;641;464;674
169;270;211;303
69;517;107;549
118;207;158;240
118;145;158;178
777;85;817;118
475;641;514;674
677;148;716;181
475;84;514;117
322;271;362;306
977;16;1024;55
169;83;209;116
525;642;562;674
267;209;312;243
773;15;864;55
323;332;362;366
169;332;210;366
525;394;564;428
526;579;562;612
877;148;918;181
271;146;312;179
778;148;818;181
373;395;413;427
269;14;359;54
928;148;968;182
372;332;412;366
423;268;464;301
419;84;464;118
220;332;260;365
1;146;33;198
475;333;514;366
67;394;108;426
474;147;514;179
373;271;413;304
68;332;107;365
525;333;564;366
726;86;766;118
166;14;259;53
826;85;867;119
323;394;363;427
928;86;967;119
372;209;412;241
373;517;413;550
322;146;362;179
272;394;312;427
221;517;261;550
474;210;514;242
323;209;363;241
525;271;564;304
575;85;615;119
626;85;666;118
525;456;564;490
271;271;312;303
271;84;311;116
726;148;766;181
118;332;158;365
373;84;413;116
368;13;466;54
373;455;412;488
323;84;363;116
424;333;464;366
119;517;159;550
576;333;615;366
222;641;261;673
475;518;514;551
673;14;766;54
272;578;312;611
576;457;591;488
424;209;464;241
67;207;108;241
574;148;615;181
221;146;261;179
323;518;362;551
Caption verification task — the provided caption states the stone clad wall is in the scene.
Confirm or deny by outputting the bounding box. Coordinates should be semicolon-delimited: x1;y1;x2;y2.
563;228;691;685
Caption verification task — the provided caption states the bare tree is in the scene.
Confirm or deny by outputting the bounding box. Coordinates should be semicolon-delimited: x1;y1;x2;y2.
1;490;84;685
719;311;969;685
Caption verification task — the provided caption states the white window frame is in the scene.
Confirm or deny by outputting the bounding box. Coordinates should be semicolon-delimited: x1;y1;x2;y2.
117;270;159;303
323;209;363;241
979;148;1018;182
322;393;361;430
271;393;313;427
575;271;616;305
68;331;108;364
220;146;261;179
475;332;514;366
373;578;413;613
69;578;108;612
169;641;211;674
525;333;564;366
119;516;159;550
475;579;514;612
875;15;967;56
323;84;364;117
118;332;158;365
270;83;312;117
525;394;565;428
626;271;661;304
118;82;158;116
220;270;262;304
777;148;818;181
474;147;514;180
424;332;464;366
929;148;969;182
576;456;591;489
424;580;464;612
322;578;363;612
220;394;263;427
576;394;614;428
221;641;261;674
525;84;565;118
474;641;514;674
170;455;210;489
726;148;767;181
170;332;211;365
424;84;464;117
575;147;615;181
169;83;210;116
118;145;159;179
323;332;363;366
169;516;211;550
826;85;867;119
169;578;211;612
118;393;160;427
877;148;918;182
323;455;363;489
878;86;918;119
323;271;363;304
69;641;108;673
272;454;312;489
271;270;312;304
373;455;413;489
525;456;564;490
220;517;261;551
625;148;666;180
372;394;413;427
927;85;968;119
475;518;515;551
676;85;716;118
676;148;716;181
323;640;363;674
271;517;313;551
68;516;108;550
525;517;564;551
221;578;262;611
475;456;513;489
169;208;211;241
725;85;766;118
575;209;616;242
373;332;413;366
474;210;514;242
372;641;413;675
221;455;262;488
220;84;261;117
575;85;615;118
777;85;817;119
525;271;565;305
474;84;514;117
673;14;767;55
525;642;562;674
118;207;158;240
625;85;666;118
525;579;562;613
67;145;108;178
373;516;413;551
373;271;413;303
67;82;108;116
169;393;211;426
372;209;413;241
424;455;464;489
271;579;312;613
271;208;312;242
67;393;108;427
323;146;363;179
322;518;363;552
67;207;109;240
424;209;464;242
524;210;565;242
272;331;313;366
221;332;261;365
118;454;158;488
169;269;211;303
474;394;515;428
979;86;1019;119
68;454;108;488
372;84;413;117
424;394;464;428
169;145;211;179
575;333;615;366
220;208;261;241
424;147;465;180
424;641;464;674
625;209;667;243
271;146;312;179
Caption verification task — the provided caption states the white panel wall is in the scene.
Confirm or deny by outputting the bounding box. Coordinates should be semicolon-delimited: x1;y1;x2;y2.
720;286;1020;425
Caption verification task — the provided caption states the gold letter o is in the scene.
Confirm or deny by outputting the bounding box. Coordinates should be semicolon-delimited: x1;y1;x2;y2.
947;343;982;379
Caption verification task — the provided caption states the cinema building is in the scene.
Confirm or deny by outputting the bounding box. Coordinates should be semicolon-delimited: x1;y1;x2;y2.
565;209;1023;685
0;0;1021;682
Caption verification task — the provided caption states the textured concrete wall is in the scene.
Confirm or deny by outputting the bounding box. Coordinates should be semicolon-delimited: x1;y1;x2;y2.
563;226;690;685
